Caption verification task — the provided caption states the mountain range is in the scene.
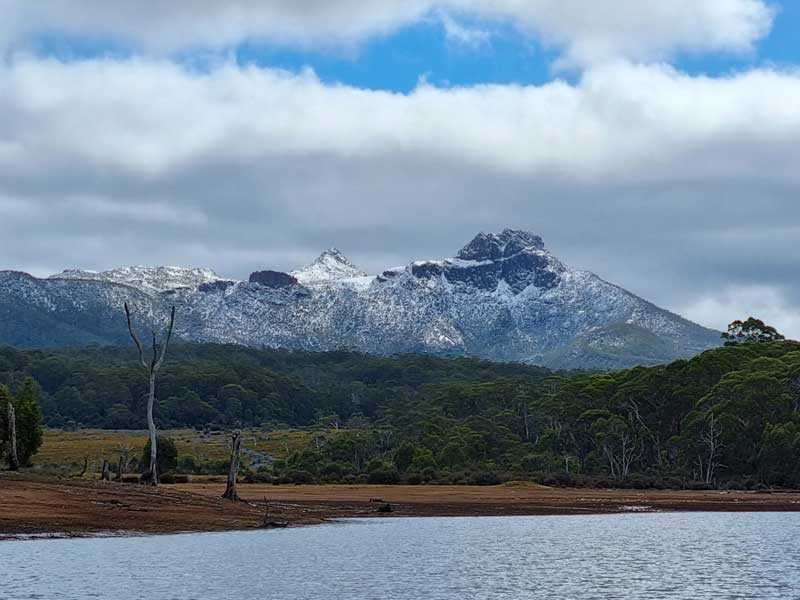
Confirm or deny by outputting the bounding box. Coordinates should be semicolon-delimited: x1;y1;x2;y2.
0;229;720;369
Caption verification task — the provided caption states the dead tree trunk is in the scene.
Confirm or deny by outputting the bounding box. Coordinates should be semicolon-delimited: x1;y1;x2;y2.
80;456;88;477
100;459;111;481
116;455;125;481
7;403;18;471
125;303;175;487
222;431;242;501
146;373;158;485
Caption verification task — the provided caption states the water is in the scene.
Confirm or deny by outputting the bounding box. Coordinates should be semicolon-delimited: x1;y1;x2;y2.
1;513;798;599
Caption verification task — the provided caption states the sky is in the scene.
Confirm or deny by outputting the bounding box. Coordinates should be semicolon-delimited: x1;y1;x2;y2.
0;1;799;337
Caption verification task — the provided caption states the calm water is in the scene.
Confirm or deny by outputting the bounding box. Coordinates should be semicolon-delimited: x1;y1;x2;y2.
1;513;798;599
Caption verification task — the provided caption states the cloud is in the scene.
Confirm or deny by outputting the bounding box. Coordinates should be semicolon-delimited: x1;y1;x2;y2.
1;55;800;336
0;1;775;67
682;286;800;341
440;14;492;49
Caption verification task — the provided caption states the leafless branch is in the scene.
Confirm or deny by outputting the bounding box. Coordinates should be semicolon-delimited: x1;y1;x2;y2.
124;302;147;369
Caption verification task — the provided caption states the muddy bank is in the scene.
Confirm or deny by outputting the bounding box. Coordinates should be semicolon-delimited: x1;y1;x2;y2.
2;474;799;539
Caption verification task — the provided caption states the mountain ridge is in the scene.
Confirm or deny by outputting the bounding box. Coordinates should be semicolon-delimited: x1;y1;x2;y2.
0;229;720;369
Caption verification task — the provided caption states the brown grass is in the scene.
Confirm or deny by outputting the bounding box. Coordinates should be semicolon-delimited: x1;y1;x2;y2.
33;428;318;471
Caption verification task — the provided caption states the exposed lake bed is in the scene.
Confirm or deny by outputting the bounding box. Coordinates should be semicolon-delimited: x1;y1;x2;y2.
2;474;799;541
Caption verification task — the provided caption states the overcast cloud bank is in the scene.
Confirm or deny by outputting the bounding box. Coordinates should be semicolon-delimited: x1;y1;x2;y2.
0;0;798;337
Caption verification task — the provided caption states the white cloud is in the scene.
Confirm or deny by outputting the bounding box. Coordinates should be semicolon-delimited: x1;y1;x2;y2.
440;14;491;49
0;0;774;66
1;55;800;338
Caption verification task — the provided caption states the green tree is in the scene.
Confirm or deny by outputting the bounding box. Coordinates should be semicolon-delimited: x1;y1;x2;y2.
393;441;416;473
722;317;785;345
13;378;43;466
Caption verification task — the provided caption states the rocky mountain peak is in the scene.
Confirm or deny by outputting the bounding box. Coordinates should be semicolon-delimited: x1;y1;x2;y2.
456;229;545;262
291;248;367;283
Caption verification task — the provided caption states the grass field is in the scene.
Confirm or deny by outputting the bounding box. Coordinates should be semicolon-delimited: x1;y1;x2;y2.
33;428;317;473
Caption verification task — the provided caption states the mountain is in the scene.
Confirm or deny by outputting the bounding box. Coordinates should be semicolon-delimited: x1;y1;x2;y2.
0;229;720;369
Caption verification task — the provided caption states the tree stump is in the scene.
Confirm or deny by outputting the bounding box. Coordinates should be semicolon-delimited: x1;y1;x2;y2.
100;459;111;481
222;431;242;501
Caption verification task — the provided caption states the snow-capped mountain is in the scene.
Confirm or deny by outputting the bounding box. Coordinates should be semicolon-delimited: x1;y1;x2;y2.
290;248;368;286
50;266;222;294
0;230;720;369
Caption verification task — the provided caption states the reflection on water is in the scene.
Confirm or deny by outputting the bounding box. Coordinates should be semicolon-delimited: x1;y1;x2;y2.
1;513;797;599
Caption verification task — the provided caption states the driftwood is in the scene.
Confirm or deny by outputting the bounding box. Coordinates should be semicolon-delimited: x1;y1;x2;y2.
6;402;18;471
124;303;175;486
222;431;242;501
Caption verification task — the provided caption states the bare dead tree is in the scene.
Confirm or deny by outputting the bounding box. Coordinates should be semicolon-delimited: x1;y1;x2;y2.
6;402;18;471
699;413;724;484
124;302;175;486
222;430;243;501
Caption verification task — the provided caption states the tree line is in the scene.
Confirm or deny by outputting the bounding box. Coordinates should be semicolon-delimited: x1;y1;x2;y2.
2;318;798;488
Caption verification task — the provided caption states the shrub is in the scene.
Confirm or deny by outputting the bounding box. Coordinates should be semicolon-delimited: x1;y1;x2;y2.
367;463;400;484
159;473;192;484
141;437;178;478
287;469;315;484
245;472;274;484
469;471;501;486
404;472;422;485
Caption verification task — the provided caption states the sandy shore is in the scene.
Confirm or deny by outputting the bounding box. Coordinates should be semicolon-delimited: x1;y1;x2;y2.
2;474;799;539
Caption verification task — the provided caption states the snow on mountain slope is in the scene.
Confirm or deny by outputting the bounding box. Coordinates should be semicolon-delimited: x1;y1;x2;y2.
1;230;721;369
291;249;369;285
49;266;223;294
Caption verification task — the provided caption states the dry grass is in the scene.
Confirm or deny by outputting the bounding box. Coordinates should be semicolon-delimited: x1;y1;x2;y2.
33;428;319;471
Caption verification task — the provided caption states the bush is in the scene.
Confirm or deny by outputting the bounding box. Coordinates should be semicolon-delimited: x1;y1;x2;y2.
287;469;315;484
244;471;274;484
367;463;400;484
420;466;438;482
469;471;501;486
541;472;575;487
159;473;192;484
404;472;422;485
141;437;178;478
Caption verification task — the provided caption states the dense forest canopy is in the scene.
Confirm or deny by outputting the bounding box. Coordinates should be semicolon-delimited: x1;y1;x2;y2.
1;340;799;487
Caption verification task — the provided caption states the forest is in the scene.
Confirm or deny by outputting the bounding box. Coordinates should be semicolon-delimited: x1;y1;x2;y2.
1;334;799;488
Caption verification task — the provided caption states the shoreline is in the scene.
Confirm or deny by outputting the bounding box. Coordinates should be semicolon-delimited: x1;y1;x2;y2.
2;474;799;541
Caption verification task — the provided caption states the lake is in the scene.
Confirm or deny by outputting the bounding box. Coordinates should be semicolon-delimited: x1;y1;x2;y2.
1;513;797;599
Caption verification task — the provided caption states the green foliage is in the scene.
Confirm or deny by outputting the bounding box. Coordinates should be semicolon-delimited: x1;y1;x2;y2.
13;378;43;466
4;340;800;487
141;436;178;476
722;317;785;345
0;378;44;467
